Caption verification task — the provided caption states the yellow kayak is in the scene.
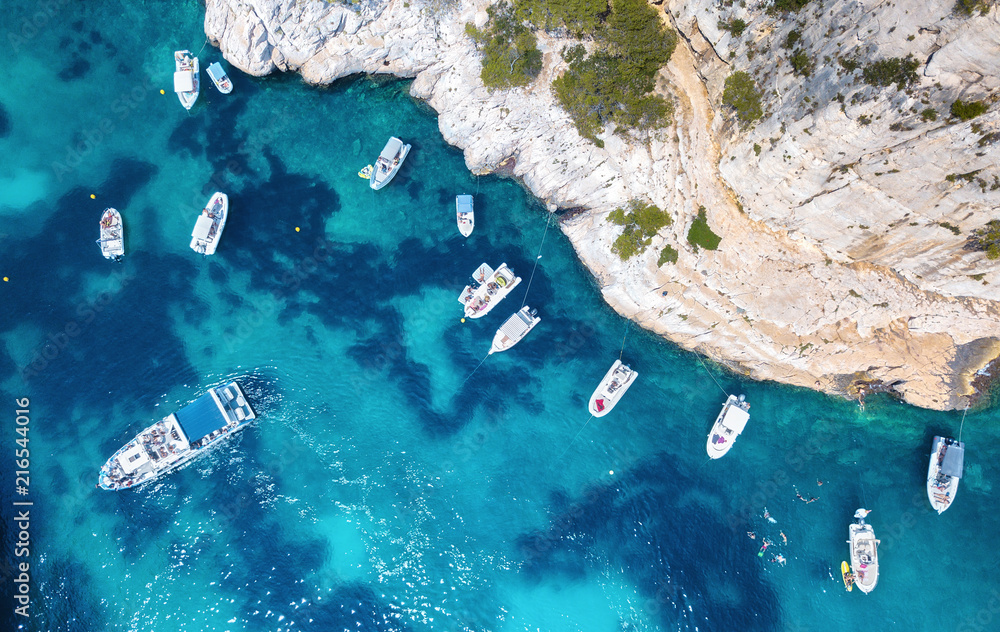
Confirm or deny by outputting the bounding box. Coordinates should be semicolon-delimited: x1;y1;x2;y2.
841;561;853;592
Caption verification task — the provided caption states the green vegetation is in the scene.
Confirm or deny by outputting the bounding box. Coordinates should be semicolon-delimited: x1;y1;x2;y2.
772;0;811;11
753;143;762;156
514;0;607;35
658;244;679;266
938;222;961;235
969;220;1000;260
719;18;748;38
687;206;722;252
783;29;801;49
861;55;920;91
790;49;812;77
839;57;860;72
608;199;673;260
722;71;763;126
950;98;988;121
946;169;982;183
465;3;542;90
921;108;938;122
550;0;678;144
954;0;991;16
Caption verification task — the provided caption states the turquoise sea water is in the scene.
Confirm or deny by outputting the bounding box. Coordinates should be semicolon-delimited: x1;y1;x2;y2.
1;1;1000;631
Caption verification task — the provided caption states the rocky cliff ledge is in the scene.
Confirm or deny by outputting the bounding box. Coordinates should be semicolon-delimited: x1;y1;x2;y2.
205;0;1000;411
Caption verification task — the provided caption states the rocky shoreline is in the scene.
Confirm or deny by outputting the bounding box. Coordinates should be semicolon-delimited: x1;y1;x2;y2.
205;0;1000;411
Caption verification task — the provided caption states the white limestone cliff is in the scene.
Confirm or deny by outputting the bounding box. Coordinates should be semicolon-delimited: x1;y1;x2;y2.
204;0;1000;411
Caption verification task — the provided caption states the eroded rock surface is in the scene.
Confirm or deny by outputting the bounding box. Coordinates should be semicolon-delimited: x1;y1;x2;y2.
205;0;1000;410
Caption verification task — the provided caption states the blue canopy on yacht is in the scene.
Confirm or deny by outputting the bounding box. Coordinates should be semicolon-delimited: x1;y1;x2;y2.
175;391;227;443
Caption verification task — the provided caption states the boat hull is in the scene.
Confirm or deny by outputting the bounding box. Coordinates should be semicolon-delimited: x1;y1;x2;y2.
706;394;750;459
926;435;962;514
174;51;199;110
207;62;233;94
190;192;228;255
587;360;638;417
371;137;411;190
98;208;124;261
490;306;540;354
456;194;474;237
462;263;521;319
98;382;255;490
848;512;879;594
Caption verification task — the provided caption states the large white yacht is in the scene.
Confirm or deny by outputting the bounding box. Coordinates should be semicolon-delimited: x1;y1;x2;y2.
173;50;199;110
458;263;521;319
588;360;638;417
705;394;750;459
98;382;255;490
926;436;964;514
190;192;228;255
848;508;879;594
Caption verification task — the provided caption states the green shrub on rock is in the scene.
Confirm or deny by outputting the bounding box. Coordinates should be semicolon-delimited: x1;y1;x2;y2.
722;71;763;126
950;99;988;121
861;56;920;91
687;206;722;252
608;199;673;260
551;0;678;144
466;2;542;90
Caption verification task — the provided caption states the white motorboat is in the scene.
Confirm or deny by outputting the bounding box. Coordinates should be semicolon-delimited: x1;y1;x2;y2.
848;508;879;594
456;194;474;237
206;61;232;94
370;137;411;190
98;382;256;490
588;360;639;417
97;208;124;261
190;192;228;255
927;436;964;514
705;394;751;459
457;262;521;319
490;306;540;354
173;50;200;110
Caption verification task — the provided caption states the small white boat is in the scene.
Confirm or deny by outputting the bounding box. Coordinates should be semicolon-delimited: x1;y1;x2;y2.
97;208;124;261
927;436;964;514
490;306;540;354
848;508;879;594
370;137;411;190
457;263;521;319
706;394;750;459
588;360;639;417
173;50;200;110
456;194;474;237
206;61;232;94
190;192;228;255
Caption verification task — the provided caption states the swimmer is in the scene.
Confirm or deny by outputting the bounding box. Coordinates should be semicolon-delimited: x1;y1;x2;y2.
780;531;787;545
747;531;756;540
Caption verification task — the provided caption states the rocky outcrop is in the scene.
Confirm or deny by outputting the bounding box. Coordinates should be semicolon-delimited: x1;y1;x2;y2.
205;0;1000;411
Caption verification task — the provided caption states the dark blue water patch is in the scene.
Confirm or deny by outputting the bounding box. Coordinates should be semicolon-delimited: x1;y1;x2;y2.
58;55;91;81
0;101;9;137
1;161;204;422
17;557;108;632
517;456;781;632
89;29;103;44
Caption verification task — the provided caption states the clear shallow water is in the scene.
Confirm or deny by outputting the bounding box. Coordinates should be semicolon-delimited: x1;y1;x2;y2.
1;2;999;631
